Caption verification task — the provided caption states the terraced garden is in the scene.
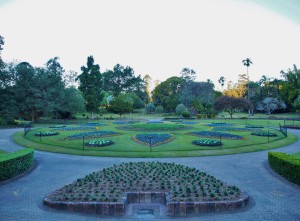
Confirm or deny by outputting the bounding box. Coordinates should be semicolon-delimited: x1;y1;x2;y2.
13;119;296;157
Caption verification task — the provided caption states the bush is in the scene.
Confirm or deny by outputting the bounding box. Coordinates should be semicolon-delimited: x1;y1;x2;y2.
182;111;191;118
155;105;164;113
268;152;300;186
0;148;34;182
196;114;207;119
176;104;187;115
145;103;155;114
0;117;4;126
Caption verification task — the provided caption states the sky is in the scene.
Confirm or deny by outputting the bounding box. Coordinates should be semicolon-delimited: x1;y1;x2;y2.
1;0;300;90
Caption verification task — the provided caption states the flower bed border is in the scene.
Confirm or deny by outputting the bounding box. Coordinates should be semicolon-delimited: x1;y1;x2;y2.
43;191;249;216
132;134;175;147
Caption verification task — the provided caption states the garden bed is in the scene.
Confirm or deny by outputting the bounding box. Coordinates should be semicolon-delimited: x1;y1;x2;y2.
133;133;175;146
44;162;248;216
63;131;120;140
188;131;245;140
118;123;191;131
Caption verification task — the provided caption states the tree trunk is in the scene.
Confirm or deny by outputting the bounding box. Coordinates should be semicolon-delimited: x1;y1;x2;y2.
91;111;94;120
31;111;35;122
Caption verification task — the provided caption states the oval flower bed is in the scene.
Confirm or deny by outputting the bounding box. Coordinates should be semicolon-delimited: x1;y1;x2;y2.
207;123;233;127
251;131;277;137
192;139;222;146
49;125;66;128
188;131;245;140
85;139;113;147
119;123;190;131
63;131;120;140
133;133;174;146
44;162;248;216
245;125;264;128
35;131;59;136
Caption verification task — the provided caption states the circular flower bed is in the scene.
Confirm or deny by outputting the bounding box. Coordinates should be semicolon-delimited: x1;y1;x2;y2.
251;131;277;137
188;131;245;140
64;131;120;140
192;139;222;146
35;131;59;136
52;126;96;131
113;120;139;125
45;162;242;203
133;133;174;146
119;123;190;131
85;139;113;147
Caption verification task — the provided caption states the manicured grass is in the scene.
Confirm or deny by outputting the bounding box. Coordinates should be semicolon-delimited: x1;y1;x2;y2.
292;152;300;159
12;120;298;158
0;150;7;155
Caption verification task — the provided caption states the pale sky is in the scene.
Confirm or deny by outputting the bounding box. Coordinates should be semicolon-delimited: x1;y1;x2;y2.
1;0;300;89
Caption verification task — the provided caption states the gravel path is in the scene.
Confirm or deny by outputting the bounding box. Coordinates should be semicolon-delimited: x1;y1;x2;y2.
0;128;300;221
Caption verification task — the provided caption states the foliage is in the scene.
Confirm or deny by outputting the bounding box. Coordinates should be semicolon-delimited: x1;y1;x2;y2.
292;95;300;112
182;110;191;118
85;139;113;147
152;76;184;112
77;56;103;119
107;94;134;117
145;103;155;114
45;162;242;203
155;105;164;113
133;133;174;146
188;131;245;140
52;126;96;131
0;148;34;181
175;104;188;115
126;92;144;109
268;152;300;185
256;97;286;115
214;96;250;118
192;139;222;146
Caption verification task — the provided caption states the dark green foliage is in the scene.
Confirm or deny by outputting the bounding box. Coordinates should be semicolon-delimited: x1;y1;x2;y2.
145;103;155;114
0;148;34;181
182;111;191;118
268;152;300;186
107;94;134;117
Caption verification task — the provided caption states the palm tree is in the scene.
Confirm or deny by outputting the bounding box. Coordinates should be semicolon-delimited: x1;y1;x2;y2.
242;58;253;116
218;76;226;91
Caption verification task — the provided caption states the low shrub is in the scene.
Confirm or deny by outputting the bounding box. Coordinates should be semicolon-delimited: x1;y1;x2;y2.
192;139;222;146
268;152;300;185
251;131;277;137
196;114;207;119
35;131;59;136
182;111;191;118
0;148;34;182
85;140;113;147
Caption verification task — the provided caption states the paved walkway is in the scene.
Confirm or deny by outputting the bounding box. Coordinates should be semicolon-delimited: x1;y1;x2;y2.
0;128;300;221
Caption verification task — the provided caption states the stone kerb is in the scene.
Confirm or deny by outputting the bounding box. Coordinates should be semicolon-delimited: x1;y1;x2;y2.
43;191;249;216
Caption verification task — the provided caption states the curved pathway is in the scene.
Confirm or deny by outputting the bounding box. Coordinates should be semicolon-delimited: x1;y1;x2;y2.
0;128;300;221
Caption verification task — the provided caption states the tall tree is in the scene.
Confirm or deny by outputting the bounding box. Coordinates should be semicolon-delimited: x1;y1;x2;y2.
242;58;253;116
107;94;133;117
77;56;103;119
152;76;184;112
218;76;226;91
180;68;196;106
143;74;152;102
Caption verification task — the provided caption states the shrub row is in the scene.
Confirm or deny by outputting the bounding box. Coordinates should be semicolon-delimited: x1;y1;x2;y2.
268;152;300;186
0;148;34;182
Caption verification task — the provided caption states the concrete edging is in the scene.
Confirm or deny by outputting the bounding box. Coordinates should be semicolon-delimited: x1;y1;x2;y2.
43;191;249;216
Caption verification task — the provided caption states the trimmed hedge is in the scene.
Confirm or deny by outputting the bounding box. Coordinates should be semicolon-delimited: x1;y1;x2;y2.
0;148;34;182
268;152;300;186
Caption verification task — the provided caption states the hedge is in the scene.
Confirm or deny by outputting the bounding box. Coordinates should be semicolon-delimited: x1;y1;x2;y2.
268;152;300;186
0;148;34;182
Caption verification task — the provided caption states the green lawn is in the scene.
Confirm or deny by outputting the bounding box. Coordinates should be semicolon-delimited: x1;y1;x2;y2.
13;120;298;158
292;152;300;159
0;150;7;155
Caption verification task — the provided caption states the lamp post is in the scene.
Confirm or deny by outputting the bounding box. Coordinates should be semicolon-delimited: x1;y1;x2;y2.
149;136;152;152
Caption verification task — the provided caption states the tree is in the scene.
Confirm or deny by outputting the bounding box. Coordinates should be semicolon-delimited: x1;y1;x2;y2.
218;76;226;91
145;103;155;114
125;92;144;109
214;96;251;118
180;68;196;106
107;95;133;117
155;105;164;113
256;97;286;115
143;74;152;102
242;58;253;116
292;95;300;112
76;56;103;119
152;76;184;112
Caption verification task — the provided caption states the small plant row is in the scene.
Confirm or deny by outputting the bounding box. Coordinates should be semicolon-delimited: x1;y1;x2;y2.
188;131;245;140
212;127;261;132
251;131;277;137
48;125;66;128
245;125;264;128
192;139;222;146
119;123;190;131
35;131;59;136
81;123;106;126
113;120;139;125
63;131;120;140
133;133;174;146
207;123;233;127
45;162;242;203
85;140;113;147
52;126;96;131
